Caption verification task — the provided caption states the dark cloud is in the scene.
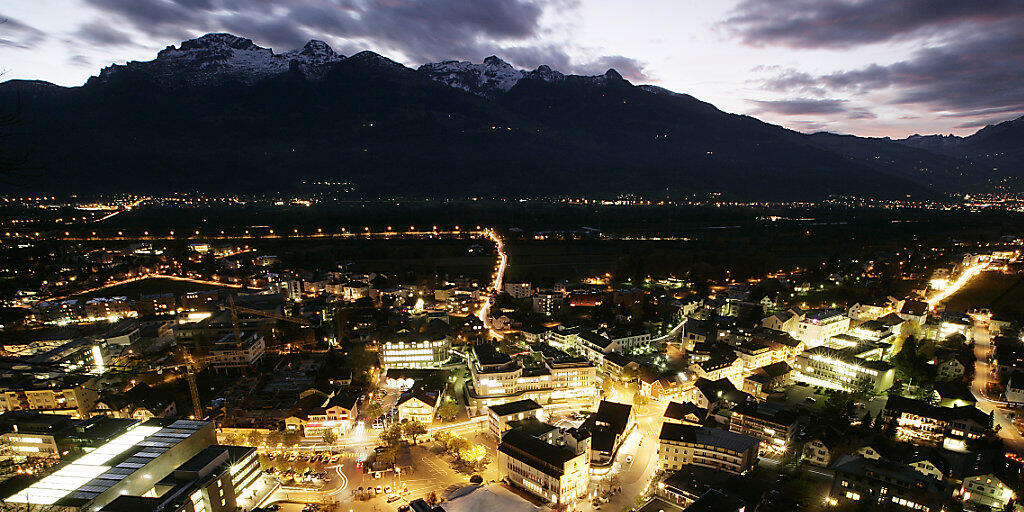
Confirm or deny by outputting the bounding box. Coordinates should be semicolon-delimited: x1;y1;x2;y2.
954;115;1021;130
69;54;93;66
0;14;47;49
500;45;652;81
749;98;849;115
76;0;647;82
762;24;1024;120
74;20;135;46
724;0;1024;48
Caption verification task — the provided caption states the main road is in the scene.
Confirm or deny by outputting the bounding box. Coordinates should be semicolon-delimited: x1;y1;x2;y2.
969;323;1024;451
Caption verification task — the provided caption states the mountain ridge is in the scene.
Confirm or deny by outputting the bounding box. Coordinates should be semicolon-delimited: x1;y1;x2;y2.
0;33;1019;199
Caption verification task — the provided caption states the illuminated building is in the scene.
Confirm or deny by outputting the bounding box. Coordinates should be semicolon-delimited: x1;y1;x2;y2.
0;412;136;460
497;427;591;505
793;345;894;393
881;396;989;448
829;455;950;512
380;326;451;370
532;290;563;316
285;389;360;437
960;456;1024;511
728;401;798;458
84;297;132;322
395;386;442;424
5;419;218;512
580;400;633;465
503;282;532;299
467;343;597;415
209;332;265;371
792;309;850;348
0;374;100;419
488;399;544;439
657;424;759;475
100;444;265;512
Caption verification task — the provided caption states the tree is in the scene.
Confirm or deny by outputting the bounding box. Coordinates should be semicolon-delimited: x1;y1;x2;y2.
380;424;404;447
404;421;427;444
282;430;302;447
437;401;460;422
426;491;439;506
366;403;383;421
266;430;283;447
376;446;398;468
445;435;470;455
458;444;486;466
322;429;338;447
222;432;241;445
245;430;264;447
633;391;649;406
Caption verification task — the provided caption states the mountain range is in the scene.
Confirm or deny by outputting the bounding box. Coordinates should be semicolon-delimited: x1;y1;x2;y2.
0;33;1021;199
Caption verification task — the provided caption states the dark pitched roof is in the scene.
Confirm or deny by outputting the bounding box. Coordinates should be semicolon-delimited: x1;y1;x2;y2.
488;399;542;417
658;424;759;453
497;429;579;478
664;401;707;421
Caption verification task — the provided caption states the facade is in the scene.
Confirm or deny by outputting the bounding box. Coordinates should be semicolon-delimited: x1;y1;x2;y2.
6;419;218;512
209;332;265;371
488;399;544;439
794;345;894;393
582;400;633;465
395;386;442;424
467;344;597;415
882;396;989;448
793;310;850;348
828;455;950;512
504;282;532;299
657;424;759;475
380;337;451;370
1;375;100;418
728;401;798;458
532;291;563;316
497;428;590;505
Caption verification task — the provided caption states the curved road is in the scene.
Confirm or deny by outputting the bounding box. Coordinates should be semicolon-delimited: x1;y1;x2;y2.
970;323;1024;451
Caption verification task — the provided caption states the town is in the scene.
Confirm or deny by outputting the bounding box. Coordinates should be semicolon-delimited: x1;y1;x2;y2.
0;198;1023;512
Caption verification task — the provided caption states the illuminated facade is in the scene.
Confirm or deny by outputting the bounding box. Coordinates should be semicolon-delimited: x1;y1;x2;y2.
380;337;450;370
497;428;591;505
794;345;894;393
467;344;597;415
0;375;100;418
658;424;759;475
209;332;265;371
6;419;218;512
728;401;798;458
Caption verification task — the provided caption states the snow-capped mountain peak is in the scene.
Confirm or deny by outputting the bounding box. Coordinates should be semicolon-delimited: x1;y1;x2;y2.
417;57;526;98
96;33;343;87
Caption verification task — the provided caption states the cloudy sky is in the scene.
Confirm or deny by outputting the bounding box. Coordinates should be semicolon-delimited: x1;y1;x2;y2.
1;0;1022;138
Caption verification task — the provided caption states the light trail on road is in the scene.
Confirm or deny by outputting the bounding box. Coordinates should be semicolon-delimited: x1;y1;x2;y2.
926;262;988;309
476;229;507;339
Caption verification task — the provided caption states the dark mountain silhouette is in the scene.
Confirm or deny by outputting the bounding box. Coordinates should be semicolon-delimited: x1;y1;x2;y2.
0;33;1010;199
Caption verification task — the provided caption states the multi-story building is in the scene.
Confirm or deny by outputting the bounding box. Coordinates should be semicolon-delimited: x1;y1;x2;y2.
728;401;798;458
0;374;100;418
467;344;597;415
6;419;220;512
828;455;950;512
504;282;532;299
488;399;544;439
793;310;850;348
497;428;591;505
658;424;759;475
881;395;990;448
84;297;132;321
209;332;265;371
532;290;563;316
100;444;266;512
396;386;442;425
960;456;1024;511
794;345;894;393
380;336;451;370
136;293;176;317
0;412;136;460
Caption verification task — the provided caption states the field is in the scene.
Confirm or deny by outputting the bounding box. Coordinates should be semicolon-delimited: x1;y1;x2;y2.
942;270;1024;320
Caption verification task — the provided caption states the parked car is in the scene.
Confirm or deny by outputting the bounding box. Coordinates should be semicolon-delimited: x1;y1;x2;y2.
386;495;401;503
375;485;384;495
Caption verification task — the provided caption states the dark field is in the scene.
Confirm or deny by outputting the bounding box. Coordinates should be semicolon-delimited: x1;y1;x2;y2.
942;271;1024;319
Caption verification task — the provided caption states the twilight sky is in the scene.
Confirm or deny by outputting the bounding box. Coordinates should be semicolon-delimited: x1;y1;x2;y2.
2;0;1022;138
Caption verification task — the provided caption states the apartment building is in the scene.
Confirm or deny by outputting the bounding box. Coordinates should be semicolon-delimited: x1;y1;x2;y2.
467;343;597;415
497;428;591;505
728;401;799;458
209;332;265;371
658;424;759;475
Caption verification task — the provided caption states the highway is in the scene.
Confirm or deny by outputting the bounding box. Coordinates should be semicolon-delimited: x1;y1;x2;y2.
476;229;507;340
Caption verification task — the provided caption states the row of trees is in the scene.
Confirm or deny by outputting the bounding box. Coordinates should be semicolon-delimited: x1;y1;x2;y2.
221;429;302;447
